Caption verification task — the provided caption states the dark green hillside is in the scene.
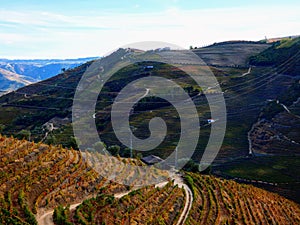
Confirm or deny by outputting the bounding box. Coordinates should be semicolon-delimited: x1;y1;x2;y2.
0;43;298;161
0;62;92;147
249;37;300;75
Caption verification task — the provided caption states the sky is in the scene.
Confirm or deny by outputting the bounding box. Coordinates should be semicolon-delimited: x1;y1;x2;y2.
1;0;300;59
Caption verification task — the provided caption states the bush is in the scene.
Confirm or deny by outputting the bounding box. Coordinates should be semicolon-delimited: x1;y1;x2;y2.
108;145;120;156
183;160;199;173
53;205;72;225
184;174;195;196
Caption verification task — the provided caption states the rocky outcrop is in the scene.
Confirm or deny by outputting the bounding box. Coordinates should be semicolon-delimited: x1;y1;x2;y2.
249;112;300;155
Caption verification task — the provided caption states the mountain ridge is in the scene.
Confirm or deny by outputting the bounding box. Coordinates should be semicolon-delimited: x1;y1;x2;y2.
0;57;100;93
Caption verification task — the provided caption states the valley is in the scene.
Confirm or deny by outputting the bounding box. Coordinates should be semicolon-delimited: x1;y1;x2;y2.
0;57;99;94
0;37;299;224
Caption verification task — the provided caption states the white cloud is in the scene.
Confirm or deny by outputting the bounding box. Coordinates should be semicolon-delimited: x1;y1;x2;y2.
0;5;300;58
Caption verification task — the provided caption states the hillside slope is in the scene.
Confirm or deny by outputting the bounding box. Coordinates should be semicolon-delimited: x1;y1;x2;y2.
185;173;300;225
0;58;99;80
0;68;35;94
249;37;300;75
0;57;99;93
0;135;167;224
51;171;300;225
193;41;270;67
67;183;185;225
0;43;298;159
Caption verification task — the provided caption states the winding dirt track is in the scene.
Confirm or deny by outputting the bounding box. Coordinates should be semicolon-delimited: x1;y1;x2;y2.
37;174;193;225
171;173;193;225
37;203;80;225
176;183;193;225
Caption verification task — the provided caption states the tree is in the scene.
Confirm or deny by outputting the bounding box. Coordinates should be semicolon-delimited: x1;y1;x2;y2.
64;136;78;149
17;130;31;141
0;124;5;133
136;153;143;160
108;145;120;156
45;134;57;145
121;148;131;158
183;159;199;172
53;205;72;225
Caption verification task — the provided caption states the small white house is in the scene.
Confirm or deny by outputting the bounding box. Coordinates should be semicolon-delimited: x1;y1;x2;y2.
207;119;216;124
145;66;154;69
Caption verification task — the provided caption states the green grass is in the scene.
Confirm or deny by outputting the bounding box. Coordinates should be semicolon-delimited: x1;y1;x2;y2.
214;156;300;183
277;37;300;49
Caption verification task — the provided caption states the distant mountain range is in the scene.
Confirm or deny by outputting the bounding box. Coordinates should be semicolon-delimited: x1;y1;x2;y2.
0;68;36;93
0;57;99;94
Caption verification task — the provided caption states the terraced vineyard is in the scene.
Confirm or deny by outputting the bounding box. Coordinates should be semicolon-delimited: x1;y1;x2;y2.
185;173;300;225
66;182;185;225
0;135;167;224
0;136;106;224
1;135;300;224
52;171;300;225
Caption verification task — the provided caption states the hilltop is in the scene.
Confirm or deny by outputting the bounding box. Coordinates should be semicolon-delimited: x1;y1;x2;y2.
193;41;270;67
249;37;300;75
